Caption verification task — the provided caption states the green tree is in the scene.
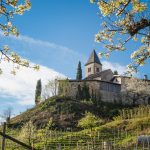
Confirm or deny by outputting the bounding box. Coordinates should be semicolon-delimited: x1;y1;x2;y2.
18;121;37;147
76;84;83;100
78;112;104;131
35;79;42;105
76;61;82;80
90;0;150;74
0;0;39;75
114;70;118;75
41;118;54;149
91;89;98;105
58;79;70;97
82;82;90;100
42;78;59;100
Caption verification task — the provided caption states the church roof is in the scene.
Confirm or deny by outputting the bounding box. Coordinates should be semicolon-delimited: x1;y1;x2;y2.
85;50;102;66
84;69;112;80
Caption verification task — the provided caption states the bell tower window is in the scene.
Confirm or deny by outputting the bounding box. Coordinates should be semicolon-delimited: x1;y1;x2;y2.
96;68;99;72
88;68;91;72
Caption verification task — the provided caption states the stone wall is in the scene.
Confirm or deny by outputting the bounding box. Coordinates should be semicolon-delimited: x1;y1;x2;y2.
113;76;150;105
66;80;121;103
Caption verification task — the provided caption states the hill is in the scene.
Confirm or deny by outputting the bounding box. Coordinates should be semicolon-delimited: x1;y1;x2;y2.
10;96;127;130
3;96;150;149
10;96;96;129
6;98;150;149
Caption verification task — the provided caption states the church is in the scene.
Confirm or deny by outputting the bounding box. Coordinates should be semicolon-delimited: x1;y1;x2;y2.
59;50;150;104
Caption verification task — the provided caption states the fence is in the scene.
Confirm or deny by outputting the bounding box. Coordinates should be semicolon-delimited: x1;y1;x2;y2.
32;129;150;150
0;122;36;150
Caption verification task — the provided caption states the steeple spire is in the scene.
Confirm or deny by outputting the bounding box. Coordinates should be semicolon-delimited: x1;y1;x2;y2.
85;49;102;66
85;50;102;78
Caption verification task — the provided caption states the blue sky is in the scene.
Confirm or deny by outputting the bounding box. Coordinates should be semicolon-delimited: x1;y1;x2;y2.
0;0;150;119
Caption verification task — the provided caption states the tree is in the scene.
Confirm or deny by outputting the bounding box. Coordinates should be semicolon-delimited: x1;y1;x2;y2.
1;107;13;123
41;118;54;149
18;121;37;147
76;61;82;80
58;79;70;97
114;70;118;75
0;0;39;75
82;82;91;100
42;78;59;100
90;0;150;74
78;112;104;131
35;79;42;105
76;84;83;100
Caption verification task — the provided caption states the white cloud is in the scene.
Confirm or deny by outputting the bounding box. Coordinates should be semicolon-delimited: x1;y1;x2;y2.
102;61;126;75
1;33;82;59
0;60;126;106
0;60;66;106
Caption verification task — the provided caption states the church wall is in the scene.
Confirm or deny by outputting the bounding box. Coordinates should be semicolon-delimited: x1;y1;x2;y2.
65;80;121;103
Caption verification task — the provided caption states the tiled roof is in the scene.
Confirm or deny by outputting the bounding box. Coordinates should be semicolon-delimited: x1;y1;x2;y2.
84;69;112;80
85;50;102;66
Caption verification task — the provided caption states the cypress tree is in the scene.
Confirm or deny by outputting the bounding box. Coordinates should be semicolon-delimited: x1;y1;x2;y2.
35;79;42;105
76;61;82;80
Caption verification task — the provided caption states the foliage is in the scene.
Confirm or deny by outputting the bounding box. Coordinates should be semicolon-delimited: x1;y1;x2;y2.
0;0;39;75
114;70;118;75
76;85;83;100
82;82;91;100
78;112;104;130
1;106;13;123
76;61;82;80
118;105;150;120
18;120;37;146
35;79;42;105
58;79;70;97
40;118;54;149
42;78;60;100
76;83;91;101
90;0;150;74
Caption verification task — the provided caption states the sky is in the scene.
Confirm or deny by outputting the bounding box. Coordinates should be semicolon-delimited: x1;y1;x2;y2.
0;0;150;119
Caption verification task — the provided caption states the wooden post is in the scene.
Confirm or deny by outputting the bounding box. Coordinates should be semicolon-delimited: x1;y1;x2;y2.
1;122;6;150
0;131;37;150
57;143;61;150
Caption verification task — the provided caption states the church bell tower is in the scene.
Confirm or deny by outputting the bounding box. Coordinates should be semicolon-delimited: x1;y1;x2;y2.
85;50;102;78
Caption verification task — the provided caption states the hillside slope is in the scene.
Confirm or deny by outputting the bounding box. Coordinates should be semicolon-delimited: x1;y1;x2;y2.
10;96;98;129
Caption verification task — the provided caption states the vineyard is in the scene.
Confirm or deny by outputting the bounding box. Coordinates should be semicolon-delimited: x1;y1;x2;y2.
0;105;150;150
